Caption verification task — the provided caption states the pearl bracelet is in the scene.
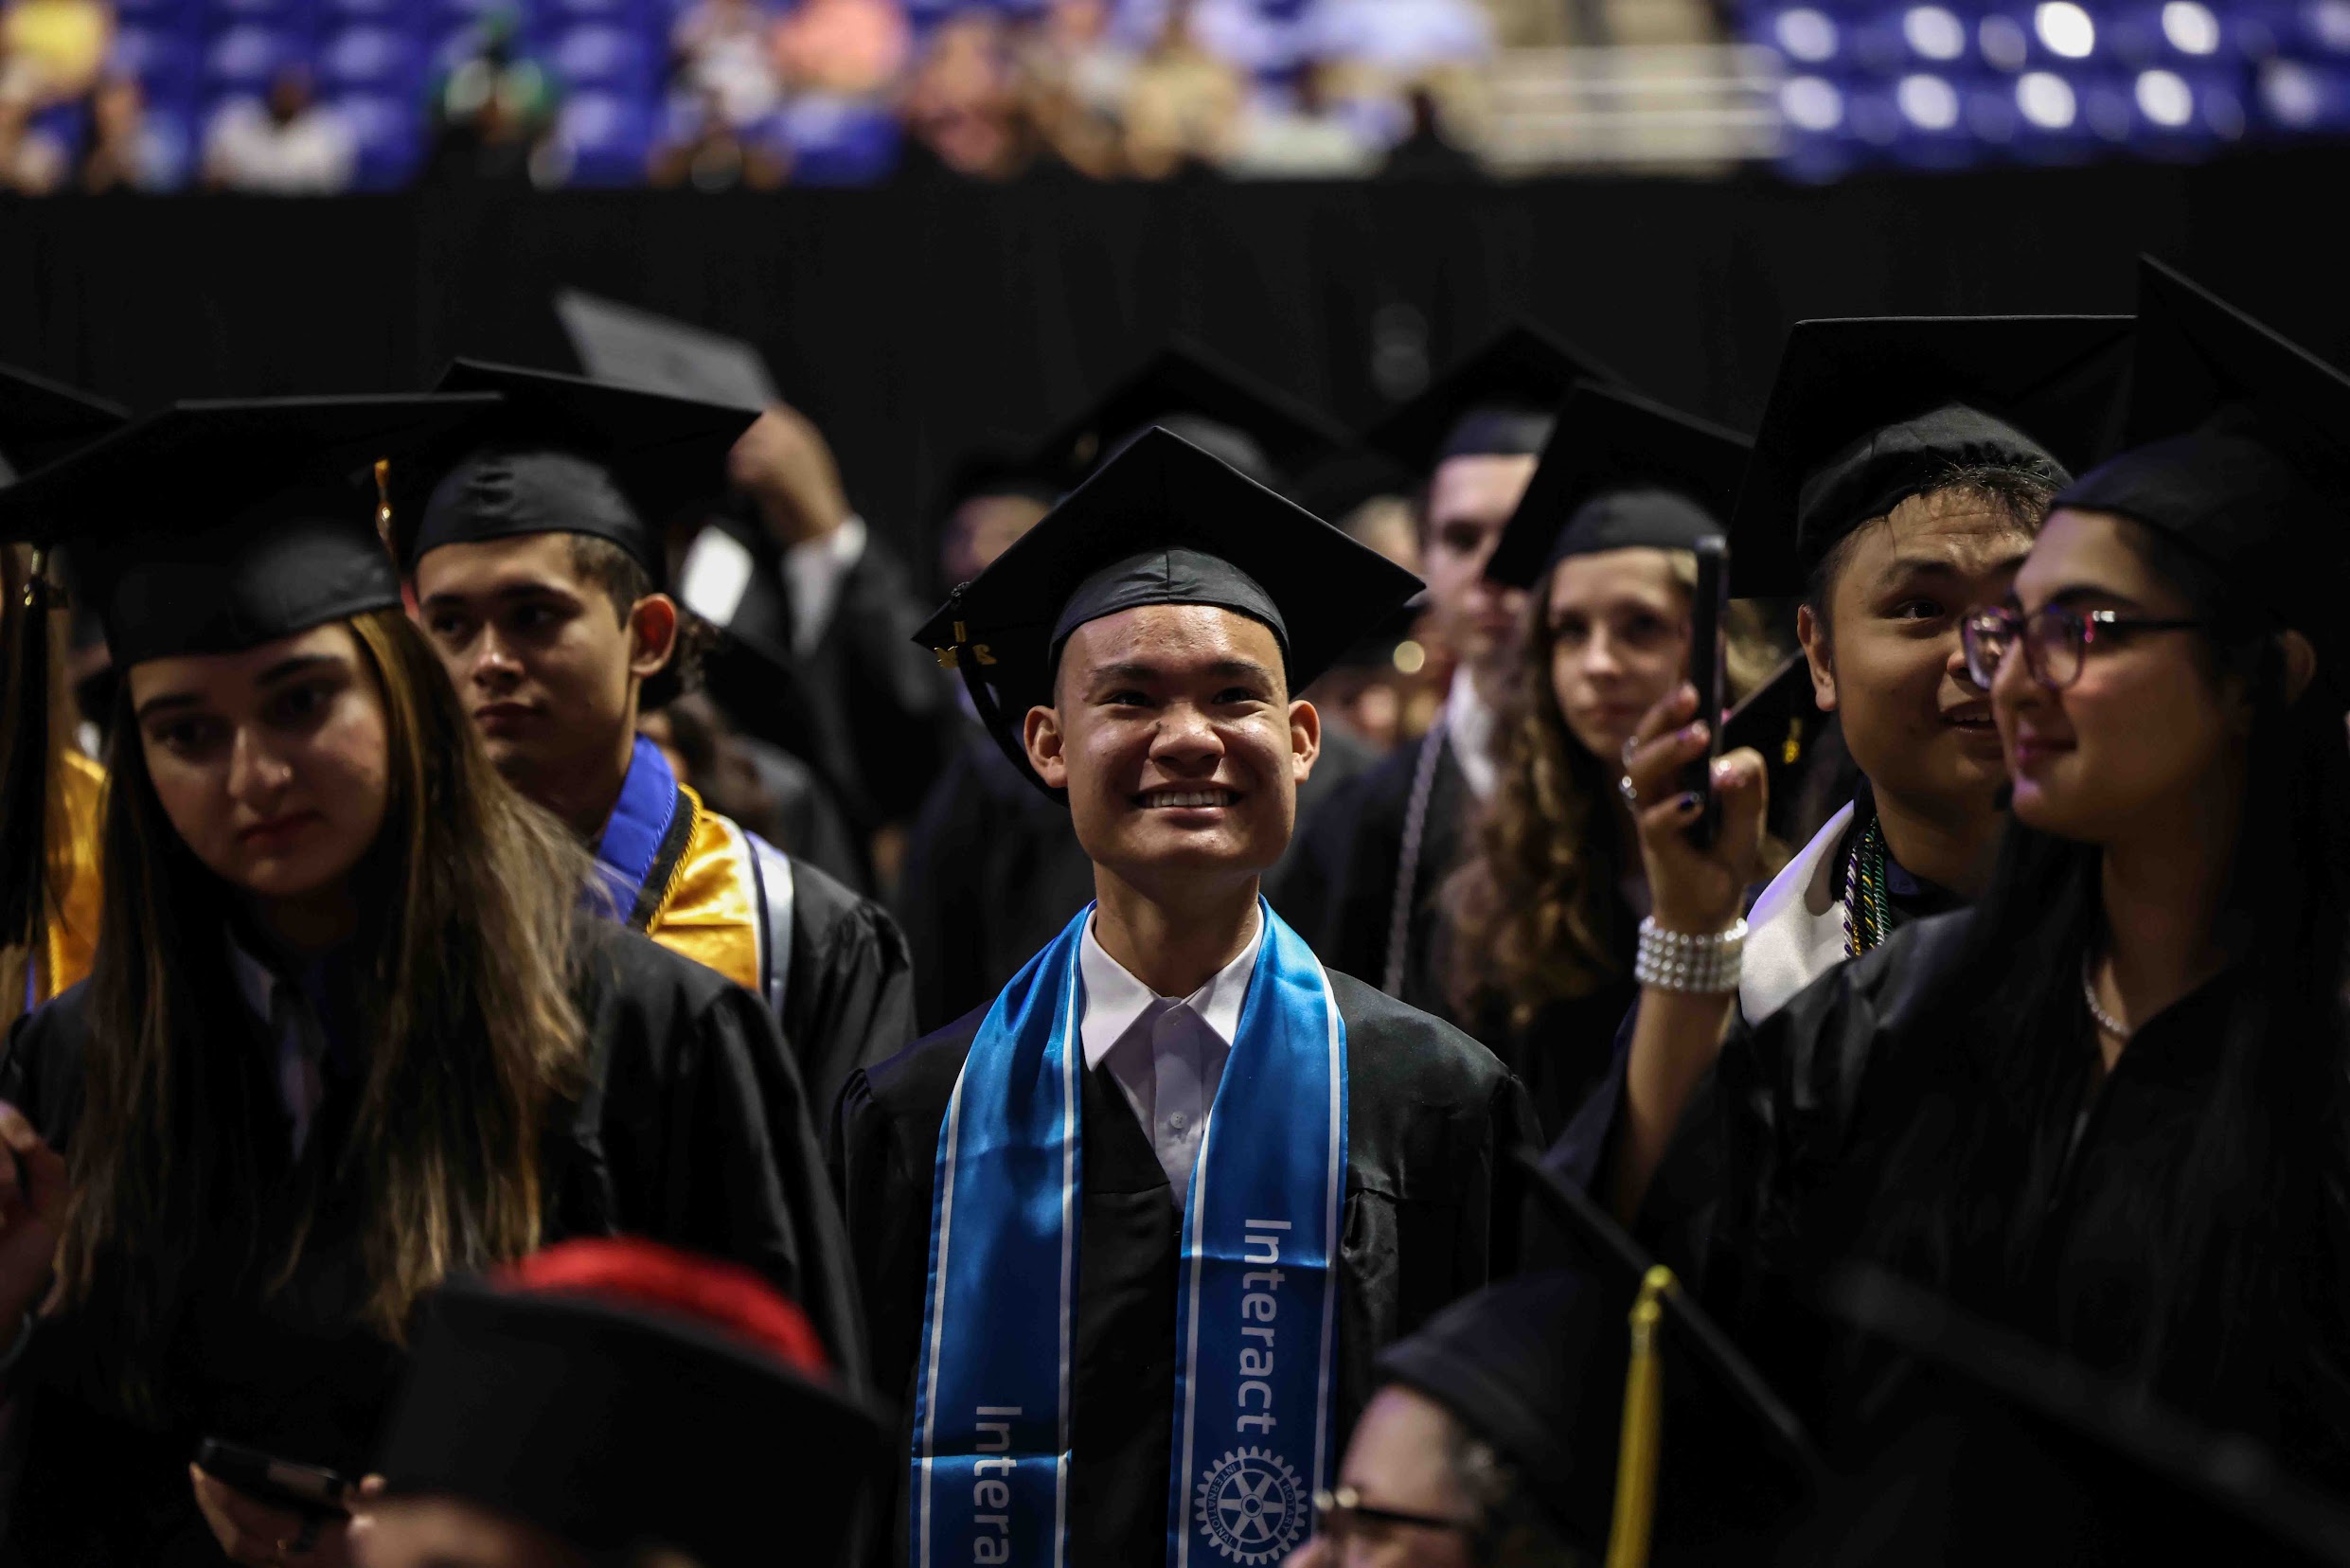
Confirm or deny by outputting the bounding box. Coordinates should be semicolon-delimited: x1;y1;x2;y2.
1633;915;1749;995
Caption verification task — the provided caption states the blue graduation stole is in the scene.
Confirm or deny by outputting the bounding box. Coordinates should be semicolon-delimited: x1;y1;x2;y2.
589;737;684;922
913;900;1348;1568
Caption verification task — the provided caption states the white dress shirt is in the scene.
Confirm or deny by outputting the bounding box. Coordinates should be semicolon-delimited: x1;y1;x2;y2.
781;513;869;657
1444;667;1501;804
1077;910;1263;1197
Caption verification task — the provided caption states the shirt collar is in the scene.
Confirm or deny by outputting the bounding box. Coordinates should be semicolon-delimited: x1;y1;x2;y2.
1077;906;1263;1071
1444;667;1502;802
226;932;278;1024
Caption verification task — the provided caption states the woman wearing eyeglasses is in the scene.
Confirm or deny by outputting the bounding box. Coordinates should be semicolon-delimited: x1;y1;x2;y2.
1611;264;2350;1484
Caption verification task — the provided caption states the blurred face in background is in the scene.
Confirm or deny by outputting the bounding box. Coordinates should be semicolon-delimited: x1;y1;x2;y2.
1420;454;1536;689
1545;546;1692;761
940;490;1050;588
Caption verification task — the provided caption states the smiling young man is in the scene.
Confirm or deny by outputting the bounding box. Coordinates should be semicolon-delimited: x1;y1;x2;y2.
401;361;915;1121
831;428;1537;1568
1309;323;1617;1022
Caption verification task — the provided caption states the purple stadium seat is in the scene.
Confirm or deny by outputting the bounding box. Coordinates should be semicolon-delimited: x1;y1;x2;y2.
554;89;654;182
204;24;303;91
769;94;899;183
335;91;423;184
320;25;424;92
550;23;655;91
112;23;201;102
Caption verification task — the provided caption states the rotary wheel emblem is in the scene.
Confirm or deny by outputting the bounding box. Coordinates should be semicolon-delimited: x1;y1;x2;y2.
1194;1446;1306;1564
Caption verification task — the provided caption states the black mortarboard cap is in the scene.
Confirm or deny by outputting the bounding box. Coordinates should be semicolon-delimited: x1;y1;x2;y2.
1732;316;2133;597
1361;321;1626;477
378;1277;887;1568
934;436;1062;517
1722;651;1826;846
0;364;127;483
1487;383;1748;589
1028;341;1348;494
915;426;1423;799
1801;1266;2350;1568
2056;259;2350;697
399;360;757;581
553;289;781;411
1286;446;1416;530
1380;1149;1820;1557
0;395;500;668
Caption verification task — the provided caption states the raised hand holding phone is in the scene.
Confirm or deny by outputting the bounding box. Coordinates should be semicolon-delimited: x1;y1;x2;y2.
1619;682;1769;940
1677;537;1731;847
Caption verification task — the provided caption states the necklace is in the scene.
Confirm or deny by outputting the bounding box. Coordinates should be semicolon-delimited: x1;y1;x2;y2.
2080;954;2129;1041
1842;815;1892;958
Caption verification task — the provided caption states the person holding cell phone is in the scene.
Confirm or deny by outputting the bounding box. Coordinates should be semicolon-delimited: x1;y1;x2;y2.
1440;383;1783;1138
1614;264;2350;1488
0;398;858;1567
1545;313;2135;1238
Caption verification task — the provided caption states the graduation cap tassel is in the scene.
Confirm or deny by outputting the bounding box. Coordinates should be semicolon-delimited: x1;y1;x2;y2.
1603;1266;1677;1568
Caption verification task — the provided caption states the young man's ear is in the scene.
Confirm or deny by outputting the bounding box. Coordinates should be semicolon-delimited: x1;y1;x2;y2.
1796;604;1838;713
1024;704;1069;790
1288;698;1322;785
628;595;681;681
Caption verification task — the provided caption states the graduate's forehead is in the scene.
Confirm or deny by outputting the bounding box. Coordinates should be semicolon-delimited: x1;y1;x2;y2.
1056;603;1286;691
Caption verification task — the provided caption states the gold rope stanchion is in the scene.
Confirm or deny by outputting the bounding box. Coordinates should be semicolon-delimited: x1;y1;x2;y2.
1604;1265;1678;1568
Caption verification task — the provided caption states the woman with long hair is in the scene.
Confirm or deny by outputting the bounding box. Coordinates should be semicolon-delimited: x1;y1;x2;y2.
0;400;855;1566
1614;263;2350;1486
1444;384;1775;1134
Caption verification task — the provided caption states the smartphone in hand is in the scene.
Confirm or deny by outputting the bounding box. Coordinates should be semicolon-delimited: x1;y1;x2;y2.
1679;537;1729;848
193;1437;352;1517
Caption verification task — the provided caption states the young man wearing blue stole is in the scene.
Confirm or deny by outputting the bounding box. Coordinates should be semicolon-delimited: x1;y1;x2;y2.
396;360;917;1127
833;427;1540;1568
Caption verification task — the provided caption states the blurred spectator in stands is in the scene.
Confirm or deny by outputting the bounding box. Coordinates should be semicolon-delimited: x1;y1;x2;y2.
1379;82;1477;177
898;11;1032;180
0;0;111;112
1012;0;1127;176
774;0;906;99
1224;58;1377;176
649;82;787;187
671;0;781;128
1119;0;1240;178
0;96;68;191
420;9;557;188
78;70;180;190
204;62;355;191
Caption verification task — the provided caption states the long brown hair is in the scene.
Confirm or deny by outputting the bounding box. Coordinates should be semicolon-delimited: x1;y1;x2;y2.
58;608;591;1406
1447;551;1781;1030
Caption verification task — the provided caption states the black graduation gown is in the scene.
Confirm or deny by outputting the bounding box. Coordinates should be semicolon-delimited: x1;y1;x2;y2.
0;919;863;1566
1540;807;1963;1281
1259;723;1377;934
893;729;1098;1034
740;732;872;897
1310;732;1470;1023
786;855;918;1132
1706;911;2350;1488
703;518;957;834
831;971;1539;1567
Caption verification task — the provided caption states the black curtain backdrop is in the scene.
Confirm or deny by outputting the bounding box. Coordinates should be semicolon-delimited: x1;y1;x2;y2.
6;148;2347;576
